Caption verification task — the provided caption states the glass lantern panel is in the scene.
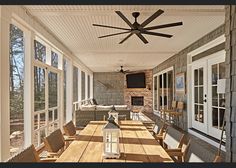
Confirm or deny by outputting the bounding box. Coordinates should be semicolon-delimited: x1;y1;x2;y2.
112;143;118;153
112;132;118;142
105;143;111;153
106;133;111;142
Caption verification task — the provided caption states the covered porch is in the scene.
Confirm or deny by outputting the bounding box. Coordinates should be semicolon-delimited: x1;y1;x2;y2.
0;5;236;162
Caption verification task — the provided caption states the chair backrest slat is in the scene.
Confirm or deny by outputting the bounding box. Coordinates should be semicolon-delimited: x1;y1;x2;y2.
44;129;65;153
63;120;76;136
7;144;40;162
177;102;184;112
163;126;185;149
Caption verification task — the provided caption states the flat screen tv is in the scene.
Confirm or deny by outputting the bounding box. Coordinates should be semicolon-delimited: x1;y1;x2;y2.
126;72;146;88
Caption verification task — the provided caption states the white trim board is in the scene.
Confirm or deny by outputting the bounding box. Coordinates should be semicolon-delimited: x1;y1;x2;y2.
188;128;226;152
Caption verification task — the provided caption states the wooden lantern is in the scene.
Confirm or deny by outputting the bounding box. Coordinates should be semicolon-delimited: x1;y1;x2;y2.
102;115;120;159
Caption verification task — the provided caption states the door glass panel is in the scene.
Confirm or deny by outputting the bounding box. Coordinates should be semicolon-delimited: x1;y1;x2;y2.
212;108;218;128
48;72;58;108
34;67;45;111
199;105;204;123
212;64;218;85
219;94;225;107
219;109;225;129
194;69;198;86
194;105;198;121
212;86;218;106
199;68;203;85
194;87;198;103
199;87;203;104
219;62;225;79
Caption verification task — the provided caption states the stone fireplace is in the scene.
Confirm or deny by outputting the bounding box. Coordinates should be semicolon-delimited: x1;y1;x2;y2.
124;69;153;112
131;96;144;106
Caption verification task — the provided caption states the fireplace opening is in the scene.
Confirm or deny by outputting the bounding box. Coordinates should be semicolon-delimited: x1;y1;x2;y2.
131;96;144;106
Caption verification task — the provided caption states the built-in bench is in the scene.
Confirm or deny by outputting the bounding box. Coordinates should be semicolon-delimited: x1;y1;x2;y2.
76;104;131;127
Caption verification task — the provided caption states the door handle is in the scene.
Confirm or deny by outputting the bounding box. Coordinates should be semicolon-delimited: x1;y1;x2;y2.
204;99;207;102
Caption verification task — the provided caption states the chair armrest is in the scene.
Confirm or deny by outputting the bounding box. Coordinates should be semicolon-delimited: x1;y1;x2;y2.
75;127;84;130
154;134;164;140
64;136;76;141
40;157;57;162
166;149;183;157
47;152;60;158
160;109;174;113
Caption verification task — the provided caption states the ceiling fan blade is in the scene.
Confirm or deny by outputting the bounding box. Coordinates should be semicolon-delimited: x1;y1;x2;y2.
136;33;148;44
119;33;134;44
98;31;131;38
144;22;183;31
142;31;172;38
141;9;164;27
115;11;134;29
92;24;130;31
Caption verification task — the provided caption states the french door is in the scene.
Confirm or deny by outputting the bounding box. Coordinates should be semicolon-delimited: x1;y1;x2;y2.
191;51;225;139
33;63;62;147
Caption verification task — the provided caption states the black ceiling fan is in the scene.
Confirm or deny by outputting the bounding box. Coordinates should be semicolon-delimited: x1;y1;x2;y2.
92;10;183;44
117;66;130;74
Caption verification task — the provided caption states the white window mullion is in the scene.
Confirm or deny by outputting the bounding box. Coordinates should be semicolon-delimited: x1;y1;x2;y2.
46;45;51;66
66;60;73;122
59;70;64;130
90;75;93;98
45;68;49;135
85;73;88;100
0;13;10;161
78;69;82;102
24;30;34;148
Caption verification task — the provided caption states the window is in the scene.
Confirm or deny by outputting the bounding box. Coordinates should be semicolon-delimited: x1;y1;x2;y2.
81;71;85;100
51;51;59;68
73;66;78;102
63;58;67;123
157;69;173;110
87;74;90;98
9;24;25;156
34;40;46;63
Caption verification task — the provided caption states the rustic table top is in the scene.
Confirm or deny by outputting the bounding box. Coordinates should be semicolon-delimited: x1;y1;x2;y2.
56;120;173;163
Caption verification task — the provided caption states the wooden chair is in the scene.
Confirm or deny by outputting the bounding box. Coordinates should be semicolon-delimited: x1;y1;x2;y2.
6;144;56;162
162;101;183;125
153;122;168;146
213;155;222;162
166;139;191;162
160;101;177;122
132;106;144;120
63;120;82;138
162;126;185;161
43;129;73;158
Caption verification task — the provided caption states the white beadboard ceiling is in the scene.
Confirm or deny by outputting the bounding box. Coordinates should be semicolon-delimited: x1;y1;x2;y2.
24;5;225;72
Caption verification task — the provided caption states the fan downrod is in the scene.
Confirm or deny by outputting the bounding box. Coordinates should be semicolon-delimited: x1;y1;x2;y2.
132;12;140;18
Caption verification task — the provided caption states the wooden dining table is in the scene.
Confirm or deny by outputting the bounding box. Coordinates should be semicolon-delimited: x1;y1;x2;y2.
56;120;173;162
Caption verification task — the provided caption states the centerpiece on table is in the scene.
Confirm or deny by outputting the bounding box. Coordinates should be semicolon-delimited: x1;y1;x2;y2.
102;115;120;159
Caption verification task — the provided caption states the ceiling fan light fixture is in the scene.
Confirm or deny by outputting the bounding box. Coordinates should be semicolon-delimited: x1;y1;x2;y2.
93;9;183;44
